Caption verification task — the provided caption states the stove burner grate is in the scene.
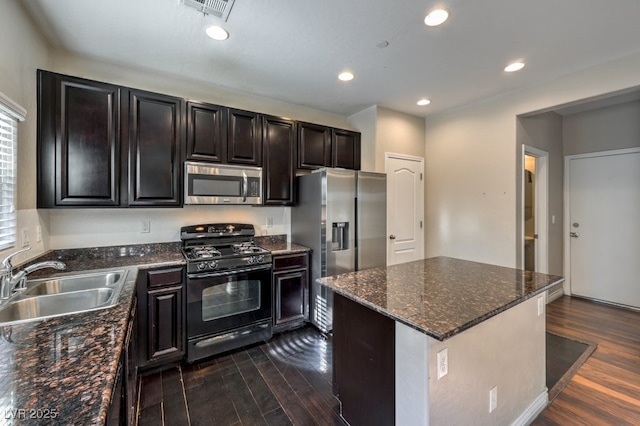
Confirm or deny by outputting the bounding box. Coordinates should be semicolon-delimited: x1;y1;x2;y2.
187;246;222;260
232;242;265;255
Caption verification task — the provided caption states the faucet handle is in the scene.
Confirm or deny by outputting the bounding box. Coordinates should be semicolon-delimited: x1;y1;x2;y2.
1;246;31;270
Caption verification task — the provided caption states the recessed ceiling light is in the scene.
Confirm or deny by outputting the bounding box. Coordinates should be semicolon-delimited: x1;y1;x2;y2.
504;62;525;72
338;71;355;82
417;99;431;106
205;25;229;41
424;9;449;26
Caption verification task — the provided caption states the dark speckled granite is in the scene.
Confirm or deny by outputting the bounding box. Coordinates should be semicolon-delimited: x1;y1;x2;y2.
318;256;564;341
21;242;184;278
255;235;311;255
0;243;185;425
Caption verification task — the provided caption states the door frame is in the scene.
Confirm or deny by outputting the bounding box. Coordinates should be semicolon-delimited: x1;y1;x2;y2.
563;146;640;296
384;152;425;265
521;145;549;273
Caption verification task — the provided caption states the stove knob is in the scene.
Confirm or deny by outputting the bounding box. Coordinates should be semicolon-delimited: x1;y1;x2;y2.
197;263;206;271
256;255;264;263
209;261;218;270
247;256;255;265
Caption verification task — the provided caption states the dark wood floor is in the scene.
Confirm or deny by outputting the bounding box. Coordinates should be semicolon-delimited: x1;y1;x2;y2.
533;296;640;425
137;326;345;426
138;296;640;425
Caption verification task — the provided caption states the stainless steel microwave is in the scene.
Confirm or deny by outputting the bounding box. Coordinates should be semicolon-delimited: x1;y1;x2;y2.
184;162;262;205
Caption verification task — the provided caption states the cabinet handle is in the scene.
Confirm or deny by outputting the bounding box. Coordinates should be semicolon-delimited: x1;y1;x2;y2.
389;234;396;240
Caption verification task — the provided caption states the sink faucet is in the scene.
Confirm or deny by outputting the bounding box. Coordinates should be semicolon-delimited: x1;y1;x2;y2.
0;247;66;300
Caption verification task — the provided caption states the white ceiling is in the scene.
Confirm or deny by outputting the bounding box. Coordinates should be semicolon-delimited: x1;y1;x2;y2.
20;0;640;118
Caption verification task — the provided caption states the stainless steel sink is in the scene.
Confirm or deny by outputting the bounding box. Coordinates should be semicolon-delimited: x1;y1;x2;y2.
0;269;128;325
0;288;114;324
24;271;124;296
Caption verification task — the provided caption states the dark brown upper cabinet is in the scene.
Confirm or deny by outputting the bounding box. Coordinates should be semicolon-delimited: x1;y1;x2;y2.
262;115;296;205
297;121;332;169
186;101;227;162
124;89;183;206
37;71;122;207
227;108;262;165
332;128;361;170
297;122;361;171
37;70;183;207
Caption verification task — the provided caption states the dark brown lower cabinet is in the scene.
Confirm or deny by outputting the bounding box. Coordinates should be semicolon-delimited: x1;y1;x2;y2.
137;267;185;371
272;253;309;333
333;293;395;426
107;298;139;425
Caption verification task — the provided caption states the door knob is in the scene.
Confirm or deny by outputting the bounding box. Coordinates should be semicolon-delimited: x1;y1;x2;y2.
570;232;580;238
389;234;396;240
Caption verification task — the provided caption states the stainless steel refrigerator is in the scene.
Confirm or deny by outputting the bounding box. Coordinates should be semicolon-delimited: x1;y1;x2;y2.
291;168;387;333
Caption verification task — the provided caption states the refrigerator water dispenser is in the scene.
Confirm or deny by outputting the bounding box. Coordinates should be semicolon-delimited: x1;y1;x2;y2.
332;222;349;251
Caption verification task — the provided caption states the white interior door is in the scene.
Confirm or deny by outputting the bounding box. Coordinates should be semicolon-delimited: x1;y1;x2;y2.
385;153;424;265
567;149;640;308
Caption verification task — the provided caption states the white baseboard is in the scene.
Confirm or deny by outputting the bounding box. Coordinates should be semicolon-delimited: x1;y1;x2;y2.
547;286;564;303
511;390;548;426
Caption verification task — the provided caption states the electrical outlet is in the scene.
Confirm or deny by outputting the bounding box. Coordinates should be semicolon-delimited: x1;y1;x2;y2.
141;220;150;233
266;216;274;228
436;348;448;379
489;386;497;412
21;229;29;247
36;226;42;243
537;295;545;316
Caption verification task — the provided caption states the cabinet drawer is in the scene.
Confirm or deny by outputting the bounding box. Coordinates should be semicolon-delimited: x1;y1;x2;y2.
147;267;184;288
273;253;308;271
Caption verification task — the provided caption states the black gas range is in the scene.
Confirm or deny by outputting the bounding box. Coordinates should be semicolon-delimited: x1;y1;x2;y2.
181;223;272;276
180;223;274;363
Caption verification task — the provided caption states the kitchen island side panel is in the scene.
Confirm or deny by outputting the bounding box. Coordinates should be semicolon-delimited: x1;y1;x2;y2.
333;293;395;426
394;295;547;425
430;295;547;425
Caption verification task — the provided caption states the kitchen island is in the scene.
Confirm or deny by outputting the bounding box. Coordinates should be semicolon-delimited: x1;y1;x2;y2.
318;256;564;426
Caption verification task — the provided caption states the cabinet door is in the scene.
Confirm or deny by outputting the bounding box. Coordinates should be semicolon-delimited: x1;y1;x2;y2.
297;122;332;169
186;101;227;162
137;267;185;370
105;358;124;425
147;285;184;361
124;89;183;206
37;70;121;207
332;128;361;170
227;108;261;165
263;115;296;205
125;298;139;426
274;270;308;326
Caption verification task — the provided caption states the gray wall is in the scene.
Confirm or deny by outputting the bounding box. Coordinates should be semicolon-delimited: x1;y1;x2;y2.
424;50;640;269
515;100;640;276
563;100;640;155
517;112;564;275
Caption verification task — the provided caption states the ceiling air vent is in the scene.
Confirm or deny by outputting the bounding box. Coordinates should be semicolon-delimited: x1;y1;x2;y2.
180;0;235;21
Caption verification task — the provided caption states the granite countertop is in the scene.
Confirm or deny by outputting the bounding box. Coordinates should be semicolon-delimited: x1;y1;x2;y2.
255;235;310;255
318;256;564;341
0;243;184;425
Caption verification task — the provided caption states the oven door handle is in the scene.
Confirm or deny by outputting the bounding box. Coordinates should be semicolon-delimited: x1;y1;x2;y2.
188;264;272;279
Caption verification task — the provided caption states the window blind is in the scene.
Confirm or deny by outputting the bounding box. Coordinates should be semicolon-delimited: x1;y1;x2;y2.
0;91;25;251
